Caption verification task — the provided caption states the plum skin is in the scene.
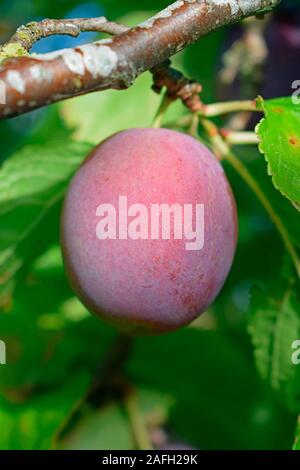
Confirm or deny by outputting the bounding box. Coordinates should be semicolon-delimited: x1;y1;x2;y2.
61;128;238;335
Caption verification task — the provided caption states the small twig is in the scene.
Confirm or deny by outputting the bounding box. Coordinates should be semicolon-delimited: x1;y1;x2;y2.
1;18;128;58
201;118;300;278
293;415;300;450
123;388;153;450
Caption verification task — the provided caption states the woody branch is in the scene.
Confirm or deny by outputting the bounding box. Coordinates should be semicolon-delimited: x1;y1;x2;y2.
0;0;280;120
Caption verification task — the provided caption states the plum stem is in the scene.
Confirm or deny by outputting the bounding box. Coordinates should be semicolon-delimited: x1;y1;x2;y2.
199;100;260;117
188;114;200;137
152;93;173;128
87;333;132;400
201;118;300;279
220;130;259;146
167;98;260;132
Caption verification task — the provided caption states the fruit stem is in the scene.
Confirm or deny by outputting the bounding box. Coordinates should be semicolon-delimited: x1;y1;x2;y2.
199;100;259;117
152;93;173;128
163;114;193;130
201;118;300;279
124;389;153;450
188;113;200;137
221;130;259;146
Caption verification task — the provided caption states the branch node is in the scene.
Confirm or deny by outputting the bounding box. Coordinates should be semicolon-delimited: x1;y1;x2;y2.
152;60;203;113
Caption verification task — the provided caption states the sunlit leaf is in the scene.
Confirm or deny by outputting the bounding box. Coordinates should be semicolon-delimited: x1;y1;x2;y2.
0;372;90;450
0;141;92;304
257;97;300;210
248;286;300;392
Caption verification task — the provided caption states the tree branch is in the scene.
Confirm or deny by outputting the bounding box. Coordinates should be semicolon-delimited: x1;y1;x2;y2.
0;0;280;120
1;18;128;55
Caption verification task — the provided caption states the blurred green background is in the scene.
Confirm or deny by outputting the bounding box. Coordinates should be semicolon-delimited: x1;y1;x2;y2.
0;0;300;450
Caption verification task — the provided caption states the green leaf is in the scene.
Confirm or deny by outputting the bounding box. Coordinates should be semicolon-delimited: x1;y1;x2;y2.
127;328;292;450
0;141;92;304
61;73;161;144
248;286;300;393
62;388;172;450
0;246;116;391
257;97;300;210
62;402;135;450
0;372;90;450
60;72;187;144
